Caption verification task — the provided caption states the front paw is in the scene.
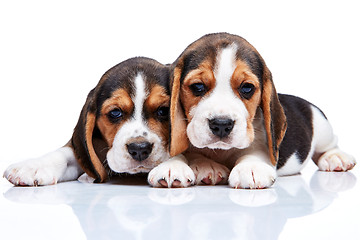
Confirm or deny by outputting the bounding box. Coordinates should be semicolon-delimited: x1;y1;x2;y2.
228;160;276;189
3;160;63;186
148;156;195;188
190;159;230;185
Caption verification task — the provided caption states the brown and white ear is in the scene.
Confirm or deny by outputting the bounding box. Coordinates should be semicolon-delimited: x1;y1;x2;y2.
261;67;287;166
71;90;108;183
169;66;190;157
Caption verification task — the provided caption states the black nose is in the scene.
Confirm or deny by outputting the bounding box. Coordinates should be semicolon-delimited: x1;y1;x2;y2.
127;142;153;161
208;118;235;138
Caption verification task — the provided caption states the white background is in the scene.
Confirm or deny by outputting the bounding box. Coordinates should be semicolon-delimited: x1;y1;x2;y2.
1;0;359;167
0;0;359;239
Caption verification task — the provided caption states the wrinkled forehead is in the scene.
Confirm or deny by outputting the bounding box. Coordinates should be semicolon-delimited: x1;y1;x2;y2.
178;35;265;84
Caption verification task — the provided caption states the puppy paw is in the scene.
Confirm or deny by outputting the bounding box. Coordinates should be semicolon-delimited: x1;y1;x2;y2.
148;157;195;188
228;160;276;189
317;148;356;172
190;159;230;185
3;159;65;186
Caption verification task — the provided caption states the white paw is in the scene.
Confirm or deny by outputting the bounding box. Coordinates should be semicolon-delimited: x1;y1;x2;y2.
77;173;95;183
3;148;77;186
148;156;195;188
190;158;230;185
3;158;66;186
228;160;276;189
317;148;356;172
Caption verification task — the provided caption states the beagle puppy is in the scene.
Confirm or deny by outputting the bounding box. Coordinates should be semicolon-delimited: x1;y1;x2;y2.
164;33;356;189
4;57;178;186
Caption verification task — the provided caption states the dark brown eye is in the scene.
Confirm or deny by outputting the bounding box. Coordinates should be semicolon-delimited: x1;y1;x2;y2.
107;108;123;122
189;83;207;97
239;83;255;99
156;106;169;121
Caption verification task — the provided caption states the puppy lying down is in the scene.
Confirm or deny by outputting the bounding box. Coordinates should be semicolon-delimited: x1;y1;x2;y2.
4;34;356;189
4;57;177;186
149;33;356;189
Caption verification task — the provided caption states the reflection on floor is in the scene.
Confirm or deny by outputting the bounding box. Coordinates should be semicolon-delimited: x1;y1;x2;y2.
1;168;357;240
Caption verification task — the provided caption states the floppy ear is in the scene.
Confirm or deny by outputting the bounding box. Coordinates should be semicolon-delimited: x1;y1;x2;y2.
71;89;108;183
261;67;287;166
169;66;190;157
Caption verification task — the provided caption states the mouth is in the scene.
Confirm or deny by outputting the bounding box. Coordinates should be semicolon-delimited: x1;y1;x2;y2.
201;133;250;150
206;140;234;150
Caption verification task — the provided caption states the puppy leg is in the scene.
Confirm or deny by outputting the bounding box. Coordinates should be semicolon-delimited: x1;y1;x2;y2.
316;149;356;172
186;153;230;185
228;151;276;189
3;146;83;186
311;106;356;171
148;154;195;188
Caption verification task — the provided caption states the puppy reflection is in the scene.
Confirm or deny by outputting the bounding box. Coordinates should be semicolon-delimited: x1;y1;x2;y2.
3;171;356;240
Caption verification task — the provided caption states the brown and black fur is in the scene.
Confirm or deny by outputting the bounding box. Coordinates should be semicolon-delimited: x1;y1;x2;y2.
71;57;170;182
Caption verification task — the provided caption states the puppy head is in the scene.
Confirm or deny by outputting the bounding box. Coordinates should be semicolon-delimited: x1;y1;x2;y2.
72;57;170;182
170;33;287;165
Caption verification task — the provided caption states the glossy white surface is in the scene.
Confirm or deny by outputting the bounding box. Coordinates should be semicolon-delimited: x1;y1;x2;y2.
1;163;359;240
